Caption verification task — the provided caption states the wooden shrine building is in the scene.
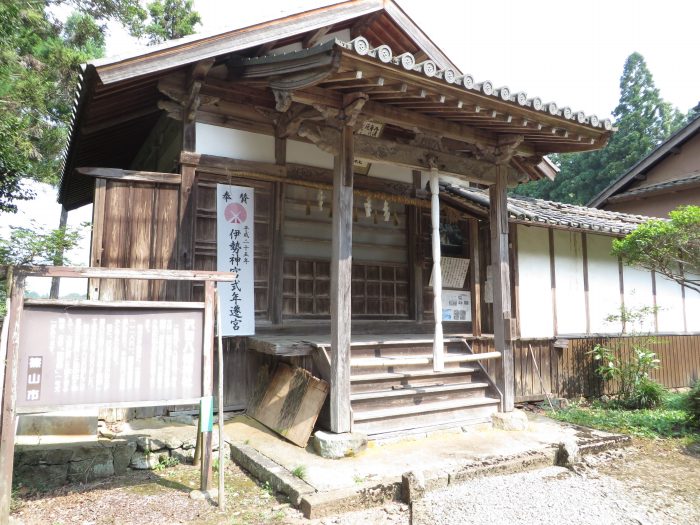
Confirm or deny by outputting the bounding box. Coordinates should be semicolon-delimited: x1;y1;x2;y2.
57;0;696;438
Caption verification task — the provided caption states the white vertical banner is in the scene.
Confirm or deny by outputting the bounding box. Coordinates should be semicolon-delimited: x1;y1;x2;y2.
217;184;255;336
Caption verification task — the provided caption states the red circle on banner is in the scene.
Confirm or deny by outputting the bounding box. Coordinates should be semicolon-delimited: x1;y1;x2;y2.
224;202;247;224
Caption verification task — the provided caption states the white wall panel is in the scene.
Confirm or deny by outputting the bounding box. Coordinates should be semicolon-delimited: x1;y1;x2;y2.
587;234;623;333
623;264;655;332
685;273;700;331
516;225;553;338
368;163;413;184
553;230;587;334
655;273;685;332
287;139;334;169
195;124;275;162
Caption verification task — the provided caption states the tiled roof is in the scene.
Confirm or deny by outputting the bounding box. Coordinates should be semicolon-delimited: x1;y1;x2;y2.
333;37;612;133
608;172;700;202
442;183;652;235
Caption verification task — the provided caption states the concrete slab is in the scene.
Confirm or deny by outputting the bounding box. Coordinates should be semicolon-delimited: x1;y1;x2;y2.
223;412;631;518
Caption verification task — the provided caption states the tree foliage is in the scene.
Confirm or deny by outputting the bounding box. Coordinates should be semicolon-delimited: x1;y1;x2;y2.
0;1;149;212
131;0;201;44
612;206;700;293
0;221;85;316
514;52;686;204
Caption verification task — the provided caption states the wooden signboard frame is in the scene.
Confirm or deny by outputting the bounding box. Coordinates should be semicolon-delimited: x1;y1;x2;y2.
0;266;236;525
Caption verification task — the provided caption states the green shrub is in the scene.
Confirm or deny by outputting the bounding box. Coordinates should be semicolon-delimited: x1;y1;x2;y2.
686;380;700;427
626;378;666;409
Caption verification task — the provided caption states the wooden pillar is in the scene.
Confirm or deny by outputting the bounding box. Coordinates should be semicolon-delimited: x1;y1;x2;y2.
49;207;68;299
429;167;444;372
408;170;423;323
270;137;286;325
0;273;25;525
489;166;514;412
468;219;482;336
330;125;354;433
200;280;215;490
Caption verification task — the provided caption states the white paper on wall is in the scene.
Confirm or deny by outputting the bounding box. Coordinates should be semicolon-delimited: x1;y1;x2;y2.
442;290;471;322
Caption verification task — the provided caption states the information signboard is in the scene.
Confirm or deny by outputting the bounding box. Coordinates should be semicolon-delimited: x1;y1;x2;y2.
16;306;203;410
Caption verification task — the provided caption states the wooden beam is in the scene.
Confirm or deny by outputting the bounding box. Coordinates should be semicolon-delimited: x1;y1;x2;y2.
489;166;514;412
302;26;330;48
76;167;181;185
0;274;25;525
11;266;237;282
297;121;517;184
180;152;285;178
330;124;354;434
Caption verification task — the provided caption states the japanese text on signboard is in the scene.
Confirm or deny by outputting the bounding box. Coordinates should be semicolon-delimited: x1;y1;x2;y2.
217;185;255;335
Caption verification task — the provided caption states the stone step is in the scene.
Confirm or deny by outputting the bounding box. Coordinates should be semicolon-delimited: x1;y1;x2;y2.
17;410;98;436
352;397;500;436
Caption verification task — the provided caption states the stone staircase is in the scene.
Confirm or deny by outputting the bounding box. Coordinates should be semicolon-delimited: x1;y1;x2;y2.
348;337;501;436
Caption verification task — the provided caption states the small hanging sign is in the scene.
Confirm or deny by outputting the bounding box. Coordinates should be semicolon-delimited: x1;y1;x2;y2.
217;184;255;336
430;257;470;289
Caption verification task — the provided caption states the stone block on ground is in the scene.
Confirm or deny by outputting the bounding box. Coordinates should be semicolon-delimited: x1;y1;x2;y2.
129;451;161;470
312;430;367;459
491;410;529;431
112;441;137;475
401;470;425;503
555;438;580;469
67;449;114;483
171;447;196;465
135;436;167;452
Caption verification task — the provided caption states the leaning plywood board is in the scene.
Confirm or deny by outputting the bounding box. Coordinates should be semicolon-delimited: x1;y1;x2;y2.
247;363;329;447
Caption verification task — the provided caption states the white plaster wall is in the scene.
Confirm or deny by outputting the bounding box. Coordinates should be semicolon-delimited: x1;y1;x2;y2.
367;163;413;184
587;234;623;334
516;225;554;338
623;265;655;332
654;273;685;332
553;230;587;334
287;139;334;169
195;124;275;162
685;273;700;331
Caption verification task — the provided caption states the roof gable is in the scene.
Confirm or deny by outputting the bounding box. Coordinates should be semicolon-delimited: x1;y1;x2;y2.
94;0;459;85
588;114;700;208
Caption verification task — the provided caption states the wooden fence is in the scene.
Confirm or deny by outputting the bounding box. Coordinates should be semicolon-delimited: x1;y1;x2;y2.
471;334;700;402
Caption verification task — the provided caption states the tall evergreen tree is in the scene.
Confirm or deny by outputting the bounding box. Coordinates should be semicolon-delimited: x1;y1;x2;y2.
0;0;142;211
131;0;201;45
514;52;686;205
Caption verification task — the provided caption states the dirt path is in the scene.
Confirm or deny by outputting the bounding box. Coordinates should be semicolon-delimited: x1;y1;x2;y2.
11;438;699;525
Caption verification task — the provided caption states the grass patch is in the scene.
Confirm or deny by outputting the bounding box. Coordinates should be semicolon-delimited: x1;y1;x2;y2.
547;392;698;440
290;465;306;480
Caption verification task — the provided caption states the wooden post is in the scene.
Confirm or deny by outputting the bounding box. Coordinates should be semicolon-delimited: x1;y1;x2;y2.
489;166;514;412
330;124;353;434
215;290;225;510
408;170;423;323
88;179;107;300
270;137;286;325
0;273;25;525
429;167;444;372
49;207;68;299
468;219;482;337
200;280;215;490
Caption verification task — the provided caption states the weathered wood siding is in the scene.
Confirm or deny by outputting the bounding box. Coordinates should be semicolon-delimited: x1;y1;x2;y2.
469;334;700;402
96;180;179;301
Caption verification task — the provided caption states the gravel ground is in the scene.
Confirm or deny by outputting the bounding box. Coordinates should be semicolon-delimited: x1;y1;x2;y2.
13;439;699;525
412;444;700;525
